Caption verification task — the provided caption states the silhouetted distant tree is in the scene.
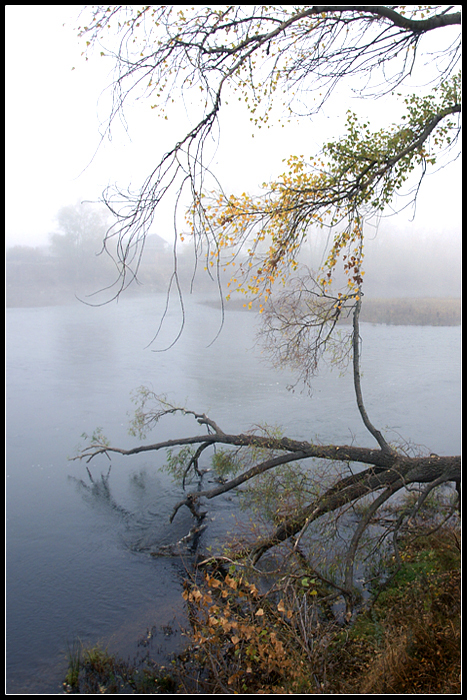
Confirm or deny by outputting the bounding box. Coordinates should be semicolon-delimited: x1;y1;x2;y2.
49;201;113;289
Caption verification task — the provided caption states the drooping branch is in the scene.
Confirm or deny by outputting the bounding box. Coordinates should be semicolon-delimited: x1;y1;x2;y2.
257;273;356;389
76;6;461;307
72;6;461;606
183;93;461;326
73;282;460;589
73;342;460;610
248;453;460;566
74;429;398;467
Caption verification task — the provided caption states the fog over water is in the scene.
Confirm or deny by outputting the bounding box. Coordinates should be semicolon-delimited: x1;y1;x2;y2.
5;6;461;287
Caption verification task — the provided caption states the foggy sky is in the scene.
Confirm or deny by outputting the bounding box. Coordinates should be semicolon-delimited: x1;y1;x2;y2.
5;6;461;299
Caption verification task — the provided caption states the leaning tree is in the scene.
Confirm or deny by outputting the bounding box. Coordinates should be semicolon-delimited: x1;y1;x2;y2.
74;6;461;608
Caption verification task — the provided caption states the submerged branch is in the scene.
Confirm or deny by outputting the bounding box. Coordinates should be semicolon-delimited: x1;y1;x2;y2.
73;420;460;560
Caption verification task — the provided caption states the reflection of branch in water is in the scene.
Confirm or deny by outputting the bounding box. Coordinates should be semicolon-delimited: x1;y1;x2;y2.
69;465;132;521
68;466;208;557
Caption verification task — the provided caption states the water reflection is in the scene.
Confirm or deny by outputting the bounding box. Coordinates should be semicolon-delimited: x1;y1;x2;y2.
69;462;206;557
6;296;461;693
69;465;132;522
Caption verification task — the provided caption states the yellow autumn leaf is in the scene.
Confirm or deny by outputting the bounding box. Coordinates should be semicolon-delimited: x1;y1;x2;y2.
225;574;237;589
248;583;259;596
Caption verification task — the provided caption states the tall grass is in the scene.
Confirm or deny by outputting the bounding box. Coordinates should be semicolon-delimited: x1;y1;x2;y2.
357;297;460;326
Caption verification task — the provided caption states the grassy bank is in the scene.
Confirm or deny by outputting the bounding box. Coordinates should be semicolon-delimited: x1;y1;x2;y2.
325;523;461;694
204;296;461;326
7;286;460;326
63;519;460;694
358;297;461;326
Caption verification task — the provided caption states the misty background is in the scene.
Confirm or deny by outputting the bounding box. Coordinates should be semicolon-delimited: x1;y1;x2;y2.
4;197;462;309
5;6;461;310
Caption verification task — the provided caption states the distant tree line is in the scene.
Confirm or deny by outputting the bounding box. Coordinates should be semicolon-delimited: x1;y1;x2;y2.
6;201;461;310
5;202;195;307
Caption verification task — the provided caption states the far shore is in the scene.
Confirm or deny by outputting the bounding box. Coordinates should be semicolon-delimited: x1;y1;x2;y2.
6;287;460;327
354;296;460;326
201;296;461;326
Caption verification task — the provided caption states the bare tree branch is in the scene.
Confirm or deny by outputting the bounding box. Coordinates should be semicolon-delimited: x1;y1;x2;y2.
76;6;461;307
72;6;461;609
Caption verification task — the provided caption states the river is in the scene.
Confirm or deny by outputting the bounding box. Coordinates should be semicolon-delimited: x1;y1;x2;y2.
5;294;461;693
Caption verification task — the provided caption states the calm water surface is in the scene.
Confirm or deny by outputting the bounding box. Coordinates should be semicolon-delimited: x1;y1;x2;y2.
6;295;461;693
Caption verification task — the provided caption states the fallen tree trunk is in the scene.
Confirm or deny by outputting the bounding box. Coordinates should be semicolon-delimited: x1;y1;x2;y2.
247;453;460;564
73;299;460;606
74;421;460;551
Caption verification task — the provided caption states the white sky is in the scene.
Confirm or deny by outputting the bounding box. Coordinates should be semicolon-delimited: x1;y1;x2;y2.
5;5;462;255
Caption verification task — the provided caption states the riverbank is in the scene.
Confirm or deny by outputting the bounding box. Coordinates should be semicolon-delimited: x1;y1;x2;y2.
203;296;461;326
63;517;460;694
358;296;461;326
6;285;460;327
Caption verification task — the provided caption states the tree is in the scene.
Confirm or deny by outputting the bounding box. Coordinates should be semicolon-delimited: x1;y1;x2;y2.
50;201;115;289
74;6;461;610
51;202;110;256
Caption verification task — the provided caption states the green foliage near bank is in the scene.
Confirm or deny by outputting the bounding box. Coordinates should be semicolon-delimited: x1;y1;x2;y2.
326;522;460;694
63;643;177;694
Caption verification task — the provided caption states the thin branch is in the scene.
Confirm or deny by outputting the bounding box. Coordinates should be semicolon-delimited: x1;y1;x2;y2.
76;5;460;307
343;478;405;596
352;295;395;454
